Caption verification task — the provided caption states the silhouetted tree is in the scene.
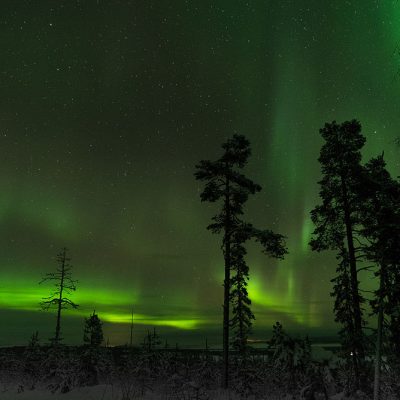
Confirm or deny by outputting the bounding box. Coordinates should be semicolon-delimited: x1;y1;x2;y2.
142;327;161;352
359;155;400;399
81;311;104;386
229;242;253;352
22;331;42;389
310;120;366;389
195;134;287;388
129;308;134;347
229;225;286;354
40;247;78;344
268;321;312;391
331;247;359;391
83;310;104;347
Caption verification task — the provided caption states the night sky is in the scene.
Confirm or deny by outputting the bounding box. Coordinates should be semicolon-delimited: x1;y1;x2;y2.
1;1;399;347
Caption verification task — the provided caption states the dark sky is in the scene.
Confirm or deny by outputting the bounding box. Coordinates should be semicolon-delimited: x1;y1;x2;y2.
0;0;399;346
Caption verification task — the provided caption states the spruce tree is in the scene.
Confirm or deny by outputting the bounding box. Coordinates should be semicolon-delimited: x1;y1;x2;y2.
229;242;253;352
40;247;78;344
195;134;287;388
310;120;366;389
81;311;104;386
331;247;359;391
359;155;400;399
23;331;42;389
83;310;104;347
229;224;286;353
331;249;355;358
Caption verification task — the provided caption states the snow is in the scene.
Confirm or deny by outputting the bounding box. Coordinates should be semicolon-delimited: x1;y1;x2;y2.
0;345;398;400
0;385;244;400
1;385;113;400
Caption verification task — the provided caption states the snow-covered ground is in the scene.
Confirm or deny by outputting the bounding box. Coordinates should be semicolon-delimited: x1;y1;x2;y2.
0;346;398;400
0;386;373;400
2;385;115;400
1;385;246;400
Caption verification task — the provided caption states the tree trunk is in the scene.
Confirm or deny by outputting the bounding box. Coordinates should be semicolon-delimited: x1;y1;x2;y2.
341;176;364;388
130;308;134;346
55;249;66;344
222;175;231;389
222;242;230;388
373;265;385;400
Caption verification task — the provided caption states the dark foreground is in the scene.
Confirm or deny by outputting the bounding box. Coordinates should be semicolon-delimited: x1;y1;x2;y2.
0;346;399;399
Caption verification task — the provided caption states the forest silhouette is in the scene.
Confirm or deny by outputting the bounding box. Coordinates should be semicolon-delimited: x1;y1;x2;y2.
3;120;398;399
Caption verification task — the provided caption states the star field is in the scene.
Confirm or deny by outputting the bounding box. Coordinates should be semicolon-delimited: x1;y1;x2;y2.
0;0;399;346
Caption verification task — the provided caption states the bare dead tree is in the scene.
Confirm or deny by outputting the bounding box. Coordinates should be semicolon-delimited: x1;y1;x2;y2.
40;247;78;344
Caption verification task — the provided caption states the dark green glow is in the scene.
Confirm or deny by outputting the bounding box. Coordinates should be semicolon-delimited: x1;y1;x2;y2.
0;1;399;345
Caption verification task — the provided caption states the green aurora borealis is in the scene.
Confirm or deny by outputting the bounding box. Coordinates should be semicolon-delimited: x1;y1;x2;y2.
1;1;400;346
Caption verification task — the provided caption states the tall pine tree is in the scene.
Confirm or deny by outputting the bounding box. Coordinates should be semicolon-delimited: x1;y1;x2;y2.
310;120;366;389
195;134;287;388
359;155;400;399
